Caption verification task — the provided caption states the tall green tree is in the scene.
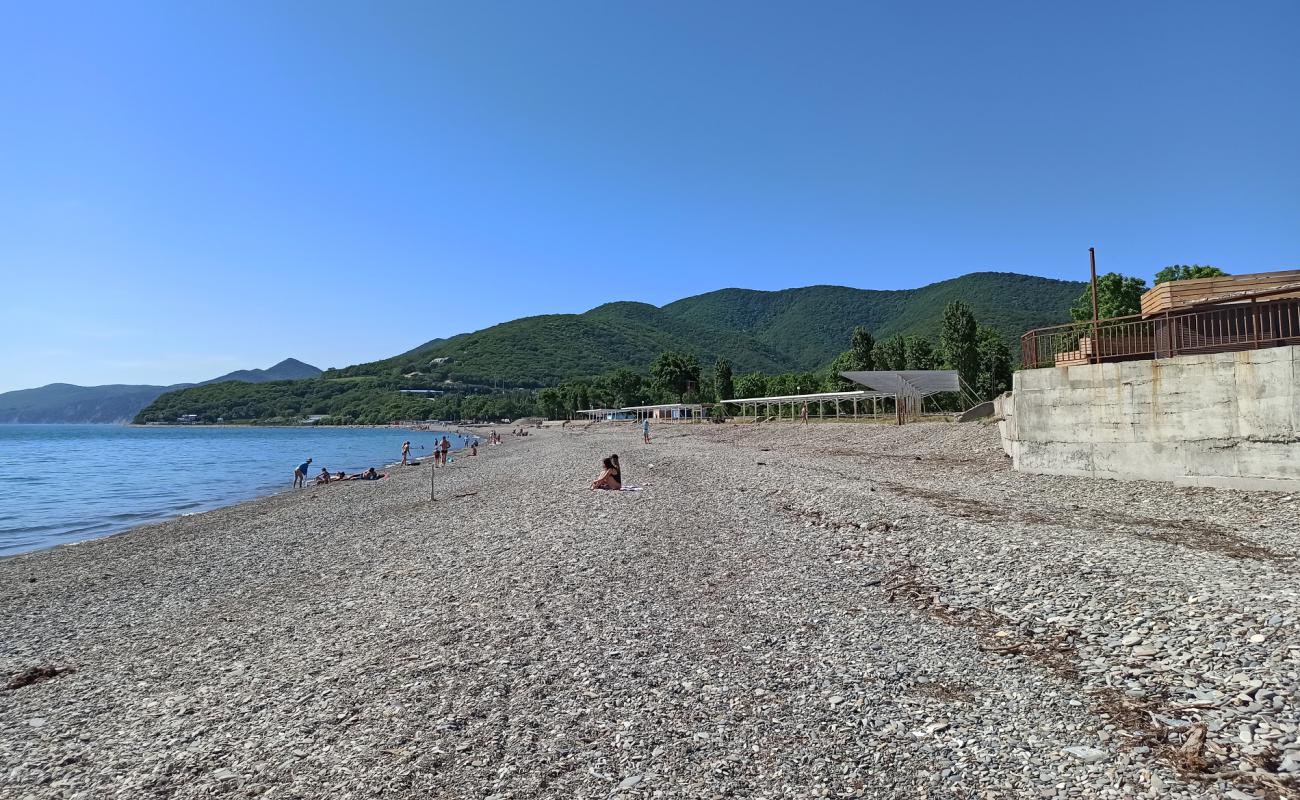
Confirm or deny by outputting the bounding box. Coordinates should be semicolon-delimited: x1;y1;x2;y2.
849;326;875;370
903;335;936;370
939;301;980;390
536;388;564;420
975;327;1013;400
607;368;644;408
872;336;907;371
827;325;877;389
734;372;767;402
1154;264;1227;284
713;359;734;402
1069;272;1148;321
650;351;701;403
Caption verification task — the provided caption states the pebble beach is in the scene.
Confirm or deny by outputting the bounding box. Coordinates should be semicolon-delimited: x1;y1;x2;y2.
3;420;1299;799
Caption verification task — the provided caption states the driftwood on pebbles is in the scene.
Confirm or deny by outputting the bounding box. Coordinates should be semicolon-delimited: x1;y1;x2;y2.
1;421;1298;799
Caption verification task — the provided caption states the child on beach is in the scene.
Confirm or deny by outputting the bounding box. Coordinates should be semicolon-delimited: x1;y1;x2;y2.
315;467;332;484
642;418;651;444
293;458;312;488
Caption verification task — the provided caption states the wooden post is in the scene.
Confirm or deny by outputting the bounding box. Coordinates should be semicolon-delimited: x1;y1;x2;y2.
1252;298;1261;350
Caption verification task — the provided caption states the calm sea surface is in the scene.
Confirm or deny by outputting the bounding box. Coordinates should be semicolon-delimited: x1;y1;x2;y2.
0;425;470;557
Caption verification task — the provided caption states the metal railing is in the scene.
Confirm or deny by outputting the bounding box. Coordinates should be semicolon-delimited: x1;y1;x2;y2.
1021;297;1300;370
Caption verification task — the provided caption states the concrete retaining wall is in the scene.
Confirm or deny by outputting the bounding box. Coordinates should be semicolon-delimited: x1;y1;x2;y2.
999;345;1300;491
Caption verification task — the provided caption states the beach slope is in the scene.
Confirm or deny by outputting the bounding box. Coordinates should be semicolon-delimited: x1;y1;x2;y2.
2;422;1298;798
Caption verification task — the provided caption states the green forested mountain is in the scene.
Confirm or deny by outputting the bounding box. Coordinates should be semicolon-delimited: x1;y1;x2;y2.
0;359;321;424
136;272;1081;424
329;272;1081;385
202;358;321;385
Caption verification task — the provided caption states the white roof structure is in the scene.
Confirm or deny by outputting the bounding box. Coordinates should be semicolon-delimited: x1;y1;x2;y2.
839;370;960;396
620;402;710;411
576;408;622;416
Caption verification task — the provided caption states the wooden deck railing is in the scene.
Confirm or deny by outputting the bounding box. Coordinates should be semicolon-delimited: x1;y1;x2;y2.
1021;298;1300;369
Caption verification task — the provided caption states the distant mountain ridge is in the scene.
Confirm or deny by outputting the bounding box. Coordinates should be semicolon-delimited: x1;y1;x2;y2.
328;272;1083;384
201;358;321;385
0;359;322;424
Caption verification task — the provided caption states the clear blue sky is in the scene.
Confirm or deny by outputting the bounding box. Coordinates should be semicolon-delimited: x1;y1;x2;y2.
2;1;1297;392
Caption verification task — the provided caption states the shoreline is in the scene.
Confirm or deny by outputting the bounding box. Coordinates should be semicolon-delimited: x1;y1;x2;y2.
3;422;1298;798
0;425;487;561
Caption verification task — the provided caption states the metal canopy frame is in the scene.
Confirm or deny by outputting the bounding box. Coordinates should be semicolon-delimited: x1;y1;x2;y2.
839;369;976;424
722;389;893;422
838;370;961;396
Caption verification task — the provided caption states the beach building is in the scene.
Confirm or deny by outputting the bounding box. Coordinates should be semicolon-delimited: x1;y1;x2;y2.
1022;268;1300;369
575;408;636;421
1005;268;1300;490
620;403;710;421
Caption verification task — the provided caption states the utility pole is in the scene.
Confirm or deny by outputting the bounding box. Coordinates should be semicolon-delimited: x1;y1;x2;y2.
1089;247;1100;364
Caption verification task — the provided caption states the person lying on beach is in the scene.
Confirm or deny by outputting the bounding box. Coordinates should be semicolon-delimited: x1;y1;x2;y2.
335;471;347;481
354;467;385;480
590;456;621;490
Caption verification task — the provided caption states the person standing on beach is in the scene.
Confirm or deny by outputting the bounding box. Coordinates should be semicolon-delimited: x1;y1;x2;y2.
293;457;312;488
642;418;651;444
800;403;809;424
440;435;451;463
401;440;411;466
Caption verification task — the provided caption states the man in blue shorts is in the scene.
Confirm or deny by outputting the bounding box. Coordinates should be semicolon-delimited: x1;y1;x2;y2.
294;457;312;488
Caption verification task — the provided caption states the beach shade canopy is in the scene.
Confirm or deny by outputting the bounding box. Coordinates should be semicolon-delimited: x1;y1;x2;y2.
839;370;961;397
576;408;621;417
726;389;890;404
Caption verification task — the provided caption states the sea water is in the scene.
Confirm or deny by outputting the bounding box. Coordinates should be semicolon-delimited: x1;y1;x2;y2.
0;424;471;557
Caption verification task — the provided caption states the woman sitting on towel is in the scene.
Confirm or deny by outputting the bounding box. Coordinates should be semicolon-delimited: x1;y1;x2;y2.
590;456;621;491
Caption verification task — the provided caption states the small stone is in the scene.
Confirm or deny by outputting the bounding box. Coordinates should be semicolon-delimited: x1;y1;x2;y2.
212;768;238;782
1120;633;1143;646
1132;645;1159;658
1250;633;1267;644
26;718;47;728
617;775;643;790
829;695;845;706
1062;746;1108;763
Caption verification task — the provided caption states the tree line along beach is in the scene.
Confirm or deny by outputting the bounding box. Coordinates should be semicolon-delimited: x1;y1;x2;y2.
2;419;1297;798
